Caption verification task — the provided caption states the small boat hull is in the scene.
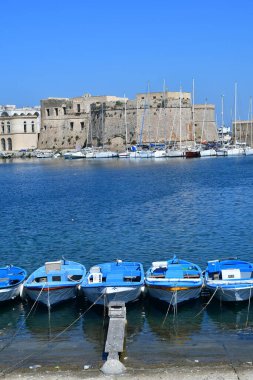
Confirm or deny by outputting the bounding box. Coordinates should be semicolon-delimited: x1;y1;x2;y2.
0;284;23;302
23;260;86;308
185;150;201;158
204;259;253;302
83;285;143;306
205;283;253;302
146;284;202;305
0;265;27;302
25;285;78;307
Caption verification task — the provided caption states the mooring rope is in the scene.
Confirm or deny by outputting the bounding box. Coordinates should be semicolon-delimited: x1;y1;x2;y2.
194;286;219;318
245;286;252;328
0;292;105;377
162;291;176;326
0;283;46;354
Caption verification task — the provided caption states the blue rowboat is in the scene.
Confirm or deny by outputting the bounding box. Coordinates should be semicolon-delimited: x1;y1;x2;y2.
145;256;203;306
23;259;86;308
81;260;144;306
0;265;27;302
204;259;253;302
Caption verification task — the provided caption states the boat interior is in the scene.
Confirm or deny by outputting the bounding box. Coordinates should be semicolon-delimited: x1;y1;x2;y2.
149;261;201;279
87;264;142;284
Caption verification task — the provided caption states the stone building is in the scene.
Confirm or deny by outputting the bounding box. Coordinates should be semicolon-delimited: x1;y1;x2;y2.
39;91;217;151
0;105;40;151
232;120;253;146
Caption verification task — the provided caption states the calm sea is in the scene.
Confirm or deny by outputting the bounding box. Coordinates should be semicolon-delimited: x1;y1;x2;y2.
0;156;253;371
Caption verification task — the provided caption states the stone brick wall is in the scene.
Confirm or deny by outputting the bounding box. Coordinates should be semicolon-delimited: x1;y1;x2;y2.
38;92;218;150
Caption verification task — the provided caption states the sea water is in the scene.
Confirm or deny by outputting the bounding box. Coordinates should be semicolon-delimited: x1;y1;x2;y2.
0;156;253;370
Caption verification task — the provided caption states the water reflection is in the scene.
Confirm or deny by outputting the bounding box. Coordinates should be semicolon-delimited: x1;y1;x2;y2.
23;300;81;340
144;298;204;344
206;299;253;333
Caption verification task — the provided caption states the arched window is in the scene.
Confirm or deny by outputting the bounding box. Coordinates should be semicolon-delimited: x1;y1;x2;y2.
1;138;6;151
1;122;4;134
7;138;12;151
1;111;8;117
31;121;35;133
7;121;10;134
24;121;27;133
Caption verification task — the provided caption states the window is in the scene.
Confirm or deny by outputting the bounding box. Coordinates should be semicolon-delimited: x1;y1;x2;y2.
31;121;35;133
44;125;47;130
1;122;4;134
80;122;84;130
70;122;74;131
63;107;66;115
46;109;50;116
7;138;12;151
77;104;81;113
7;122;10;134
55;108;58;116
24;121;27;133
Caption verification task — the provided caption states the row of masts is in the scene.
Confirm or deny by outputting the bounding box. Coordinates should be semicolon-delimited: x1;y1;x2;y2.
86;82;253;150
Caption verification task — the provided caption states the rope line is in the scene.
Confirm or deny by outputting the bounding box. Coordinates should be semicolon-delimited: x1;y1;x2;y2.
0;292;105;377
0;283;46;353
194;286;219;318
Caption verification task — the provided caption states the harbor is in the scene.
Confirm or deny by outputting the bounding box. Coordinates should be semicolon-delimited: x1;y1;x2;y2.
0;157;253;377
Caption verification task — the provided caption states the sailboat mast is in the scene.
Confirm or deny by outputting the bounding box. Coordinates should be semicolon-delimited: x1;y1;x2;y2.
192;78;195;146
221;95;224;147
179;86;182;150
124;94;128;151
234;82;237;144
251;97;253;147
101;102;104;149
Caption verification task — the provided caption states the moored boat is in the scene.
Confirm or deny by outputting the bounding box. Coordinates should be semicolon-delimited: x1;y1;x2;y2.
145;256;203;306
63;151;86;159
81;260;144;306
23;259;86;308
0;265;27;302
204;259;253;302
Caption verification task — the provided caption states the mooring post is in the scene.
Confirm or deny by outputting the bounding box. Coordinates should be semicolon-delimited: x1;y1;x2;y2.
100;301;127;375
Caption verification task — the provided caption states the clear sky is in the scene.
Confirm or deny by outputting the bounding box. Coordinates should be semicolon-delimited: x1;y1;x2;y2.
1;0;253;126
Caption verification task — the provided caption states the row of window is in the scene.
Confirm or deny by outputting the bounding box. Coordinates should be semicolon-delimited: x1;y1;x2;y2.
43;121;85;131
1;121;35;134
45;104;81;117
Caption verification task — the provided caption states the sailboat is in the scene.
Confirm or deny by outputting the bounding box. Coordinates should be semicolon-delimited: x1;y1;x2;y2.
200;100;216;157
153;81;168;158
119;96;130;158
94;103;118;158
185;79;200;158
130;84;153;158
167;87;185;157
227;83;244;156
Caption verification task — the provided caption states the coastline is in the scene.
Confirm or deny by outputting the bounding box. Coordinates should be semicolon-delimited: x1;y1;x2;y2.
2;363;253;380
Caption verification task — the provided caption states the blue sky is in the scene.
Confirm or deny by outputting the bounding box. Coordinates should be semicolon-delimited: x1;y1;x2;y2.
1;0;253;125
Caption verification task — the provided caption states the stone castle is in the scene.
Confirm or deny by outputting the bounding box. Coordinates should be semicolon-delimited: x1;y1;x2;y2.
39;91;217;151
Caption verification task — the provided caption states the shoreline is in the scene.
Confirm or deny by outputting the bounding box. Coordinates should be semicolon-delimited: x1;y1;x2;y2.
2;363;253;380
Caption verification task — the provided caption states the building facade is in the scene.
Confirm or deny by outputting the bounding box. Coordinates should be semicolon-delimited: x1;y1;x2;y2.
0;105;40;151
232;120;253;146
39;91;217;151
